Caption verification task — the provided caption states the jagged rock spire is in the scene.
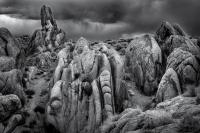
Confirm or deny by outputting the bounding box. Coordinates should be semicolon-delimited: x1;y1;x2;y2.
156;21;188;43
40;5;56;28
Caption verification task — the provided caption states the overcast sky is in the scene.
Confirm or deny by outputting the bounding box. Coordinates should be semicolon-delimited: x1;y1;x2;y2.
0;0;199;40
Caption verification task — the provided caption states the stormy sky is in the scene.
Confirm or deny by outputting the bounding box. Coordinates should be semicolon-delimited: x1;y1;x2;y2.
0;0;199;40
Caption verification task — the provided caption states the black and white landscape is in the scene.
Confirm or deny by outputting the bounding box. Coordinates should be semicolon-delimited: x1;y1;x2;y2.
0;0;200;133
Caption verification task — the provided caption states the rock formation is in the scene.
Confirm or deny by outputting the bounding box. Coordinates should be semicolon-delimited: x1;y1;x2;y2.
0;28;22;72
46;37;128;133
0;5;200;133
125;34;162;96
154;21;200;104
101;96;200;133
29;5;66;54
0;27;28;133
0;69;26;105
156;68;181;103
0;94;22;122
0;28;20;59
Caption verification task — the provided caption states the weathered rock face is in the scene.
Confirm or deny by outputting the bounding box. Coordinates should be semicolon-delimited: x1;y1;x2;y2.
163;35;200;61
0;27;20;59
155;21;187;44
167;48;200;93
3;114;24;133
28;29;46;54
41;5;55;29
46;37;128;133
156;68;181;103
47;80;99;133
154;21;200;103
155;21;198;70
0;28;24;71
0;94;22;122
101;96;200;133
96;42;127;113
91;38;133;56
0;27;28;132
53;46;72;84
30;5;66;53
0;69;26;105
125;34;162;96
0;56;15;72
1;4;200;133
101;108;174;133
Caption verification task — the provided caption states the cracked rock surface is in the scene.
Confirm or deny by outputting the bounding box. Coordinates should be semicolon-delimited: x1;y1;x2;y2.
0;5;200;133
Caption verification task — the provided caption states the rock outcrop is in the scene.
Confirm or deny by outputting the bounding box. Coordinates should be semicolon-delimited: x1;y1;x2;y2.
125;34;162;96
0;5;200;133
0;69;26;105
155;21;188;44
0;27;28;132
0;28;23;71
0;27;20;59
154;21;200;104
44;21;200;133
156;68;181;103
0;94;22;122
29;5;66;54
0;56;15;72
46;37;128;133
101;96;200;133
166;48;200;95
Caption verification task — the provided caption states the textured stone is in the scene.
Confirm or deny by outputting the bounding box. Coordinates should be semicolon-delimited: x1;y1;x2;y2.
0;69;26;105
164;35;200;59
29;5;66;53
45;37;130;133
74;37;90;55
100;96;200;133
29;29;46;54
0;94;22;122
156;68;181;103
0;27;20;59
3;114;24;133
102;86;112;93
54;46;72;83
40;5;55;28
172;23;188;37
125;34;162;96
0;56;15;71
100;108;173;133
99;42;127;113
156;96;197;114
104;93;112;105
155;21;187;43
156;21;177;43
167;48;200;92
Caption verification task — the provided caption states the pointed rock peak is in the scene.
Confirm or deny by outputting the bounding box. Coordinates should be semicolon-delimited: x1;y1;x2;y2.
40;5;55;28
0;27;13;38
158;21;176;34
156;21;176;42
156;21;188;43
172;23;188;37
161;21;171;27
76;37;89;47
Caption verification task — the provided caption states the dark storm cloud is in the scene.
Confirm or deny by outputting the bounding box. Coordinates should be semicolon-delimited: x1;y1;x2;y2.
0;0;126;23
0;0;40;19
161;0;200;36
0;0;199;39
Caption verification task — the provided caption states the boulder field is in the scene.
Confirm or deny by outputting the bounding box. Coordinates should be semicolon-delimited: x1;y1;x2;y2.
0;5;200;133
